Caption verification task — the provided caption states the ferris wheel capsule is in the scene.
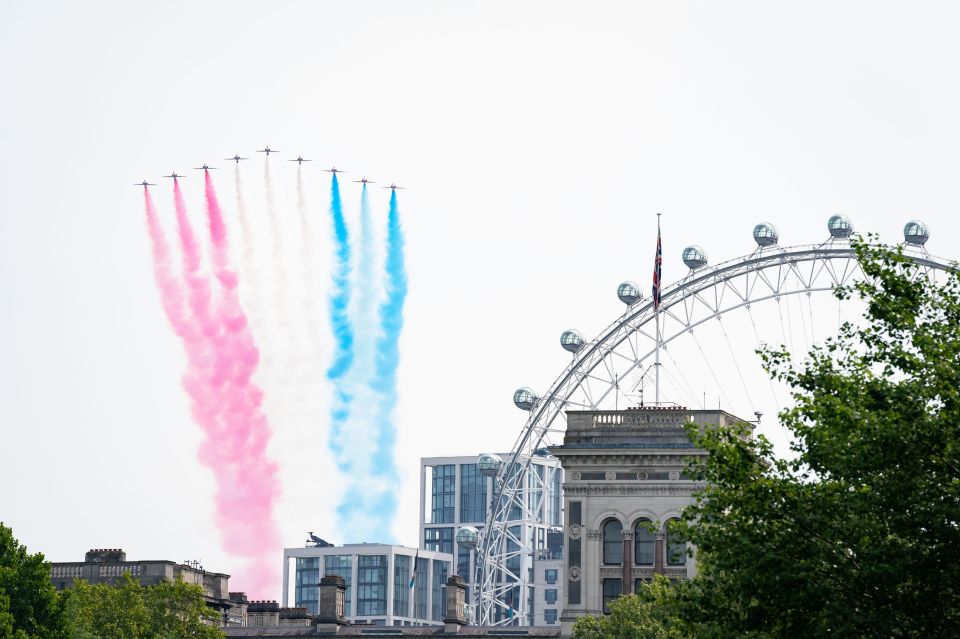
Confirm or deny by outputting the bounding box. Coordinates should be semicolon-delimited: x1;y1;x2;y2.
477;453;503;477
560;329;585;353
617;281;642;305
904;219;930;245
681;245;708;270
456;526;479;550
753;222;779;247
513;387;538;411
827;214;853;238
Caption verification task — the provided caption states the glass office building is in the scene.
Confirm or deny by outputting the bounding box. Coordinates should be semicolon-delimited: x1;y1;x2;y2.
420;454;564;626
282;543;453;626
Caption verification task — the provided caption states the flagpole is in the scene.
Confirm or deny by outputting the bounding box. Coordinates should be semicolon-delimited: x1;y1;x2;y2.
655;213;662;405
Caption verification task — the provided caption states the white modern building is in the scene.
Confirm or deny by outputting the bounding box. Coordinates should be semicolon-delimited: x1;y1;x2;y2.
281;543;453;626
419;454;565;625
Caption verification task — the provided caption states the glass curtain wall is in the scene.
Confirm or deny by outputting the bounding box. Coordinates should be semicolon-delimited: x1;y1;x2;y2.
459;464;487;523
431;465;456;523
357;555;387;617
413;558;429;619
324;555;353;617
393;555;411;619
295;557;320;614
431;560;448;622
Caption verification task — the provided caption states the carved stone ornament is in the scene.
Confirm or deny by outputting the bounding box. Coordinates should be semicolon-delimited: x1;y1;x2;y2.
568;524;582;539
604;471;617;481
570;471;582;481
637;472;648;480
586;529;603;540
568;566;582;582
669;471;680;481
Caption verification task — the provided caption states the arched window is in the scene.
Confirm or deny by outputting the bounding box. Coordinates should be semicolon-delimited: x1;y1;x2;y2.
666;520;686;566
633;520;655;565
602;519;623;565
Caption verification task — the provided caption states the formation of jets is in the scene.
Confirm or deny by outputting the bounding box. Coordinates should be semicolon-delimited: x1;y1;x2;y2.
137;150;404;189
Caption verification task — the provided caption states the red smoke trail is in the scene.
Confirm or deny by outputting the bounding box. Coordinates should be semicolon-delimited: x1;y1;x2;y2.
144;179;279;596
201;171;281;595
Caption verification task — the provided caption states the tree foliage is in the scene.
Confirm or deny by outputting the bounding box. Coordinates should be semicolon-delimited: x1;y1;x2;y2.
572;575;689;639
62;574;223;639
676;238;960;638
0;523;65;639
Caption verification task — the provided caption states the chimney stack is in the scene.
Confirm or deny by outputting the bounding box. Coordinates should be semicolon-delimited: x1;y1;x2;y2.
317;575;347;626
444;575;468;632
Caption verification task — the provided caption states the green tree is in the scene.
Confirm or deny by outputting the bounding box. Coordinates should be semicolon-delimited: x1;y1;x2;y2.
63;574;223;639
0;523;66;639
572;575;689;639
677;238;960;638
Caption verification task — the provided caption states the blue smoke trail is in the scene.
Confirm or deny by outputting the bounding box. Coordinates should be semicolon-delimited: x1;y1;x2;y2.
335;183;386;538
369;189;407;517
327;173;353;458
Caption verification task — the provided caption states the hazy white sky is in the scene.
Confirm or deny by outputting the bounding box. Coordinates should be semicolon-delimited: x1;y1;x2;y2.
2;0;960;600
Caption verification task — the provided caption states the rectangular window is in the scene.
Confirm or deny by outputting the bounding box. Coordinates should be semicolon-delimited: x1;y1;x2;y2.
544;569;557;584
544;609;557;624
551;468;562;526
413;558;429;619
394;555;411;619
294;557;321;614
357;555;387;617
545;589;557;604
431;465;456;523
431;560;449;622
569;501;582;525
602;579;622;614
457;545;470;581
423;527;454;555
568;579;580;606
323;555;352;617
459;464;487;523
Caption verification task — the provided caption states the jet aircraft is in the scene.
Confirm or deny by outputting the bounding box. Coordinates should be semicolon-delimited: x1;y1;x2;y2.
289;156;311;165
256;147;279;156
383;183;405;190
354;177;375;185
133;180;157;187
163;172;185;179
194;164;217;171
225;155;248;163
324;167;344;174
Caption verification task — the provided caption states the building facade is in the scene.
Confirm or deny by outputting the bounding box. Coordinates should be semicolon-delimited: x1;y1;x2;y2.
50;548;238;623
550;407;748;632
281;543;453;626
419;454;564;625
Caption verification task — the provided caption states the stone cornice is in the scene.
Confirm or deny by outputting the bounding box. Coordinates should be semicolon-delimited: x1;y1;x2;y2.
564;482;706;496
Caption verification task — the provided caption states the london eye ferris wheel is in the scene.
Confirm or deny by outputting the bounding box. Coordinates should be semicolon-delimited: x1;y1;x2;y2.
463;215;948;626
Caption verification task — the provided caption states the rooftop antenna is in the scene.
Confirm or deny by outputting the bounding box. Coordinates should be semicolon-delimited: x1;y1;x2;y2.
653;213;663;405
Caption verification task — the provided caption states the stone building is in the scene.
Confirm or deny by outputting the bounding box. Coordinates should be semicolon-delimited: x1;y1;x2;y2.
550;407;749;633
50;548;237;622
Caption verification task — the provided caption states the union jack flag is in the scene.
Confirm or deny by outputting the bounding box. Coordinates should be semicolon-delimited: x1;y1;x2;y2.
652;218;662;309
